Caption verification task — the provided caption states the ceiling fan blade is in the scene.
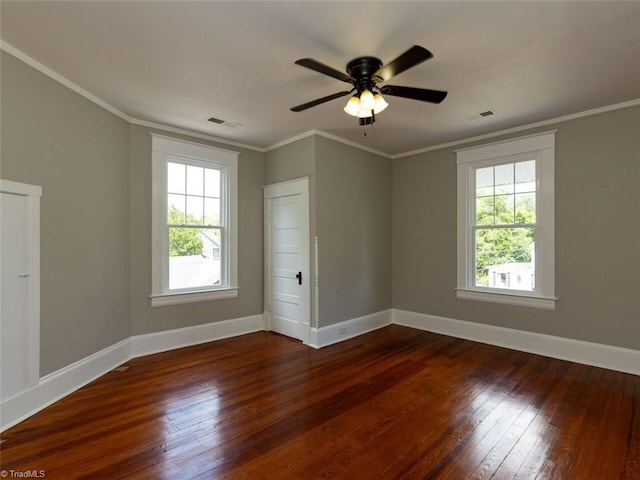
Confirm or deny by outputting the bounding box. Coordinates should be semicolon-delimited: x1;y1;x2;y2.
290;90;353;112
374;45;434;82
380;85;447;104
295;58;354;83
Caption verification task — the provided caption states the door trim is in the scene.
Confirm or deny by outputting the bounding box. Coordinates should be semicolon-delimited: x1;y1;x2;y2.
1;179;42;389
263;177;311;344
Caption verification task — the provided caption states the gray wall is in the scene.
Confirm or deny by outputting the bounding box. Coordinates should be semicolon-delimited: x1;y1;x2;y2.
129;125;265;335
264;136;315;186
1;51;132;374
315;136;392;325
393;106;640;350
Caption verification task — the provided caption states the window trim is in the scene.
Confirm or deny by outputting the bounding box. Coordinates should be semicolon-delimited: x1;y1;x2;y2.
455;130;557;310
150;134;238;307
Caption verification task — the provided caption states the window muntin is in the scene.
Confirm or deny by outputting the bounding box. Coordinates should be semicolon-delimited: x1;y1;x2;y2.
151;135;238;307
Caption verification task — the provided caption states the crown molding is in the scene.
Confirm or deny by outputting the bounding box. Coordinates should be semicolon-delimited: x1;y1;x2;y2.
131;119;266;152
265;130;317;151
265;130;391;158
314;130;391;158
392;98;640;159
1;41;132;123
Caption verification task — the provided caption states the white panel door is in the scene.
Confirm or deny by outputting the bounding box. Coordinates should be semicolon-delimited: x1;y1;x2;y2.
270;194;305;340
264;178;310;343
1;192;31;401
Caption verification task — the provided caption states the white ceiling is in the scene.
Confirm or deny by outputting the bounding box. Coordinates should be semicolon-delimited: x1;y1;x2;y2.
2;1;639;156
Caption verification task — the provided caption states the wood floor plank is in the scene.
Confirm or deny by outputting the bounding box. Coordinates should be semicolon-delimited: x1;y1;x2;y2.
1;326;639;479
240;340;514;479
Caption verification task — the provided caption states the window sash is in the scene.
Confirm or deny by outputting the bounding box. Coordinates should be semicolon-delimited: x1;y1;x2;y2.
167;160;223;227
164;163;229;293
473;225;536;292
471;158;539;295
166;225;225;292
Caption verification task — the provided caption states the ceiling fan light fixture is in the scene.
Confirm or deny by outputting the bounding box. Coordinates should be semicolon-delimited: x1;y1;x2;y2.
292;46;447;129
345;90;384;119
359;89;375;110
343;95;361;116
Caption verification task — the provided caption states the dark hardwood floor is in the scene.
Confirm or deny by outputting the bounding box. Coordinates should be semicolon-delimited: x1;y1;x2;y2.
1;325;638;479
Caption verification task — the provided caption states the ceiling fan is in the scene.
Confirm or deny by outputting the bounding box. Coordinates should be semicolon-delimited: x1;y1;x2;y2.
290;45;447;126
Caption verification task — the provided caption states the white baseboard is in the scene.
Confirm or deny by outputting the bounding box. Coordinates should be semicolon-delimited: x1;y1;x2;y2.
308;309;392;349
393;309;640;376
131;314;265;357
1;314;265;432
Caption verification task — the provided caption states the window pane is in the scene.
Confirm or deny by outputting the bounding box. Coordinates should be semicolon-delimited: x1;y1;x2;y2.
495;194;515;224
186;196;204;224
475;160;536;228
168;227;222;290
167;163;185;194
515;160;536;193
167;194;185;223
475;227;535;291
515;193;536;224
476;196;495;225
204;197;220;225
186;165;204;196
204;168;220;198
476;166;494;197
494;163;514;195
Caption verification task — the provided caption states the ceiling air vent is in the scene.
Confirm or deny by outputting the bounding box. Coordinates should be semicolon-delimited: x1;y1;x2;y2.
470;109;496;121
207;117;243;128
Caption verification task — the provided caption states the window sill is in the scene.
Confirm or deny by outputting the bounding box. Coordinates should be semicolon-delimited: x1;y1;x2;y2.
455;288;557;310
150;288;238;307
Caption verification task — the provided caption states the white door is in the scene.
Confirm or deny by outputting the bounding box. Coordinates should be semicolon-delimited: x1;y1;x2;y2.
0;181;41;403
264;179;310;343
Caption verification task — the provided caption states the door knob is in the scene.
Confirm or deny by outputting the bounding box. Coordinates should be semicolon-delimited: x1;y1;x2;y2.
295;272;302;285
18;273;31;278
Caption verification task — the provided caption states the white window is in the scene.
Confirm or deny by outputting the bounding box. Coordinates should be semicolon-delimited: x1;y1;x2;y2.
456;131;556;309
151;135;238;307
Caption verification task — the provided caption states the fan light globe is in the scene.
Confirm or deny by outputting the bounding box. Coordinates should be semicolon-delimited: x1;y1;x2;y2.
373;93;389;114
343;96;361;116
359;90;375;110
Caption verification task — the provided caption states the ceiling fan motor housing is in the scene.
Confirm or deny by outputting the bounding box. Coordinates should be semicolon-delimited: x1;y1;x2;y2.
346;56;383;92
